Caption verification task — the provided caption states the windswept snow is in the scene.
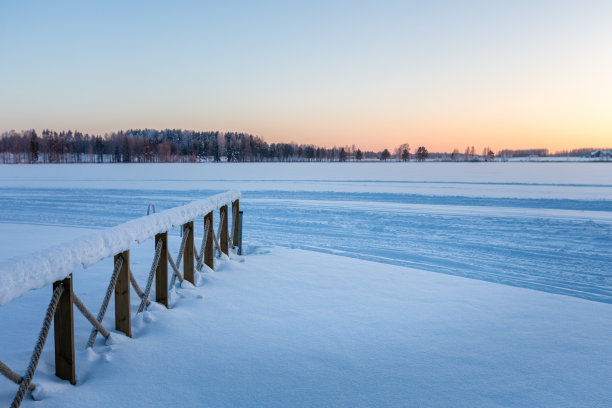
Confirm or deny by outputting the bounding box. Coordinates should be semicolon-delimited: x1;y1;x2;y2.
0;231;610;407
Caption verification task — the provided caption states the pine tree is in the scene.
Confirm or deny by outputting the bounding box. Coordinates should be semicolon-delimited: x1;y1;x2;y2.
416;146;429;161
29;131;39;163
380;149;390;161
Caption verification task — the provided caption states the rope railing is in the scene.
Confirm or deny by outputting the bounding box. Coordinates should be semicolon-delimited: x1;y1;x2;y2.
74;294;110;341
0;192;242;406
10;284;64;408
0;361;34;391
168;253;184;284
138;239;164;314
129;267;150;307
195;218;210;271
87;256;124;347
169;226;191;287
216;208;225;244
212;214;224;257
230;206;238;246
147;203;156;215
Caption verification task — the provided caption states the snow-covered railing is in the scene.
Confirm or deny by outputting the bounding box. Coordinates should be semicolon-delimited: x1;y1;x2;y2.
0;191;242;407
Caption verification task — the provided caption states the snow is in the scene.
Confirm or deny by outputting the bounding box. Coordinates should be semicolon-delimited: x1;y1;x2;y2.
0;163;611;406
0;191;239;306
0;231;611;407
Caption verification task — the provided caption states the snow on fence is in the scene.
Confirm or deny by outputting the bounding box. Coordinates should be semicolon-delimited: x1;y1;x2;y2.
0;191;242;407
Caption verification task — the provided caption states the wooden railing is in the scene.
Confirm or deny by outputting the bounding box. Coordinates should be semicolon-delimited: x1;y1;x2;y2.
0;191;242;407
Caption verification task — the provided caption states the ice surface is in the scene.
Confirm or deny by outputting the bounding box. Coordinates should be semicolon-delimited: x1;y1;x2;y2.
1;162;611;199
1;163;609;302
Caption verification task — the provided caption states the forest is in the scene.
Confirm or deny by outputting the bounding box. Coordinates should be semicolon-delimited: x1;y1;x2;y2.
0;129;381;163
0;128;604;164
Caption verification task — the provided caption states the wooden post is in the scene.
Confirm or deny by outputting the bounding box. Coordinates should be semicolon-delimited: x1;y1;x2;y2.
220;205;229;255
238;211;243;256
155;232;168;308
54;275;76;385
232;200;240;248
204;212;214;270
114;250;131;337
183;221;194;284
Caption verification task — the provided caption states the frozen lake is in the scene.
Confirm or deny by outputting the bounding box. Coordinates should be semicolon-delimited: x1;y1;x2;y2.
1;162;611;302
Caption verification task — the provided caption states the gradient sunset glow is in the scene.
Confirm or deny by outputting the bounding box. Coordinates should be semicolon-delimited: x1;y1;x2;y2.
1;0;611;152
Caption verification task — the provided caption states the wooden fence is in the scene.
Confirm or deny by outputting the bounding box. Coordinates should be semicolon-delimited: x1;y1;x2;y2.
0;191;242;407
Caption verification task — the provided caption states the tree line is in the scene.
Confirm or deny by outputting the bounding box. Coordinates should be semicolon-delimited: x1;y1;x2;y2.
0;128;607;164
0;129;410;164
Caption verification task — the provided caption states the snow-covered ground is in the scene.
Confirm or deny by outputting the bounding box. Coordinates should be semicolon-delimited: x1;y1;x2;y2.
1;225;611;407
0;162;611;406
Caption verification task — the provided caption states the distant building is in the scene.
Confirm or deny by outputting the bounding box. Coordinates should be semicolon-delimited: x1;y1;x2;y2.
590;150;611;159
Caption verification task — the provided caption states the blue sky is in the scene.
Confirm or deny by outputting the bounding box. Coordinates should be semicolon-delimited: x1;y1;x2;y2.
1;0;611;151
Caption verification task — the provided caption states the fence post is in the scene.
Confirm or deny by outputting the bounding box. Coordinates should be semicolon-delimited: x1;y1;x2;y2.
220;205;229;255
155;232;168;307
204;212;214;270
232;199;240;248
54;275;76;385
183;221;194;284
238;210;243;255
114;251;131;337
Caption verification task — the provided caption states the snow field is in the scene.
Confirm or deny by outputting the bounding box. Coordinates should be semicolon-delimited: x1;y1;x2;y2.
0;228;611;407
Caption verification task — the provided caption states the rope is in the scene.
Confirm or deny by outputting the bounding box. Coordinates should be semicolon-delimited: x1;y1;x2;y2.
211;217;222;257
193;220;205;265
0;360;35;390
193;244;201;264
137;239;163;313
147;203;156;215
215;208;230;256
11;284;64;408
168;253;184;287
216;209;224;247
230;205;238;248
129;267;150;307
176;227;189;268
74;294;110;340
196;218;210;271
87;256;124;348
169;227;190;287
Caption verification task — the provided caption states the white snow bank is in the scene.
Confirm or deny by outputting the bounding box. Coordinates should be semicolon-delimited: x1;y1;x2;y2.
0;190;240;306
2;245;610;407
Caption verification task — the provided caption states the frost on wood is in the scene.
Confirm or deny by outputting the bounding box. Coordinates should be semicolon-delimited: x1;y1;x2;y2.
0;190;240;306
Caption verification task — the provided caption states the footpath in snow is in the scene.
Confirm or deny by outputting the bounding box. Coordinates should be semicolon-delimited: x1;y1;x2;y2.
0;227;611;407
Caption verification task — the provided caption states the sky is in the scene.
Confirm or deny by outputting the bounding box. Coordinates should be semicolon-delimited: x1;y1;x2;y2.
1;0;611;152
